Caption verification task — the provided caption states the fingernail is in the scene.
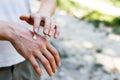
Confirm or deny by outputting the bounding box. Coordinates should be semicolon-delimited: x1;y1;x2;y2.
45;29;48;34
34;28;38;33
49;31;52;36
51;73;54;76
55;34;58;39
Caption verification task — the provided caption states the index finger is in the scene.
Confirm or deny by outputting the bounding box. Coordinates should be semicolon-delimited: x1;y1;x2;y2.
33;17;42;34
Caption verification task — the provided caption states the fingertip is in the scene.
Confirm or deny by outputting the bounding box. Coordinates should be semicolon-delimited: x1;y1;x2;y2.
47;31;52;37
54;26;60;39
54;34;58;39
37;67;43;76
50;72;54;77
44;28;49;35
49;31;52;36
34;28;39;33
19;15;31;22
19;16;24;20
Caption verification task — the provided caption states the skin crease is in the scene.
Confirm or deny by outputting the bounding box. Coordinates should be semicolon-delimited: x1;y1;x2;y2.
0;0;60;77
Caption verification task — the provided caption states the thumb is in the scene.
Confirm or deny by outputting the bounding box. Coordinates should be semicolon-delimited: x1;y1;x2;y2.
19;14;30;22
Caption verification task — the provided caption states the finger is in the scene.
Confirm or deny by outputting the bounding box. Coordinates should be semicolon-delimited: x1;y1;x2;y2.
20;14;34;25
33;17;42;34
19;14;30;22
43;49;57;73
36;52;54;76
47;43;61;67
28;56;42;76
48;20;55;37
44;17;51;35
54;25;60;38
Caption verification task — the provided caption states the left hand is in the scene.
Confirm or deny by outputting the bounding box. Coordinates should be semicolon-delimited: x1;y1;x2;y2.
8;23;61;76
19;13;60;38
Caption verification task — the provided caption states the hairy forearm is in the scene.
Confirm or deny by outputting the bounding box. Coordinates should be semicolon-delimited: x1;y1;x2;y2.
38;0;57;16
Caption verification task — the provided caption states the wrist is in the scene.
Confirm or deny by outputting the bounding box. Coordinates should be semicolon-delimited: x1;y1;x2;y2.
0;21;14;41
3;22;16;42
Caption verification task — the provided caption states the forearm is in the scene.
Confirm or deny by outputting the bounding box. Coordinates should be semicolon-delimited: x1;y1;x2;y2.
38;0;57;16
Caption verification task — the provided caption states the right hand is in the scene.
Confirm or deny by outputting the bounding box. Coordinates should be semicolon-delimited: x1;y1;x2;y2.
20;13;60;38
9;23;61;76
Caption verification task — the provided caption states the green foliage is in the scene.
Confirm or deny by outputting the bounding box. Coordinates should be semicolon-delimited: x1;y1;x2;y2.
82;11;120;28
57;0;120;34
57;0;81;14
108;0;120;7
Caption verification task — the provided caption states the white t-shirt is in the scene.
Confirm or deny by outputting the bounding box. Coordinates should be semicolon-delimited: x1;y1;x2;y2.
0;0;31;67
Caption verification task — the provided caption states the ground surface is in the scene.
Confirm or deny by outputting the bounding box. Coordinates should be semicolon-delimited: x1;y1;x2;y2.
30;0;120;80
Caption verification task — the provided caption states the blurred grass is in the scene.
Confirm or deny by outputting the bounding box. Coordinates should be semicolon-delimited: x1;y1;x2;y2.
108;0;120;7
57;0;81;14
57;0;120;34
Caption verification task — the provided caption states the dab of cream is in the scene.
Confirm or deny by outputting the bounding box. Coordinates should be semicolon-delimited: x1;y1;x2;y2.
33;34;37;40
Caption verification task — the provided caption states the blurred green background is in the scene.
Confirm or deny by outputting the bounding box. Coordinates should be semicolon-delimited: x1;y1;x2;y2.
57;0;120;34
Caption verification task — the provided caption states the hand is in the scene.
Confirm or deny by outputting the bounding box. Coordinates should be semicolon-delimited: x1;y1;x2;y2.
9;23;61;76
19;13;60;38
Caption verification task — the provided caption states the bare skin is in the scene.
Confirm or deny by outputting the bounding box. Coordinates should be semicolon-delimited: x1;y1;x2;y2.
0;0;60;77
20;0;60;38
0;21;61;76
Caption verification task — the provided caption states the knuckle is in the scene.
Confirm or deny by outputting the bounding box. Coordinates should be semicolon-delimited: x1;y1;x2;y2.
27;52;33;59
28;54;34;60
43;60;49;65
28;48;32;53
33;63;39;69
48;56;54;62
32;49;38;55
41;37;48;44
29;54;33;59
53;50;58;56
37;43;45;49
41;45;46;50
